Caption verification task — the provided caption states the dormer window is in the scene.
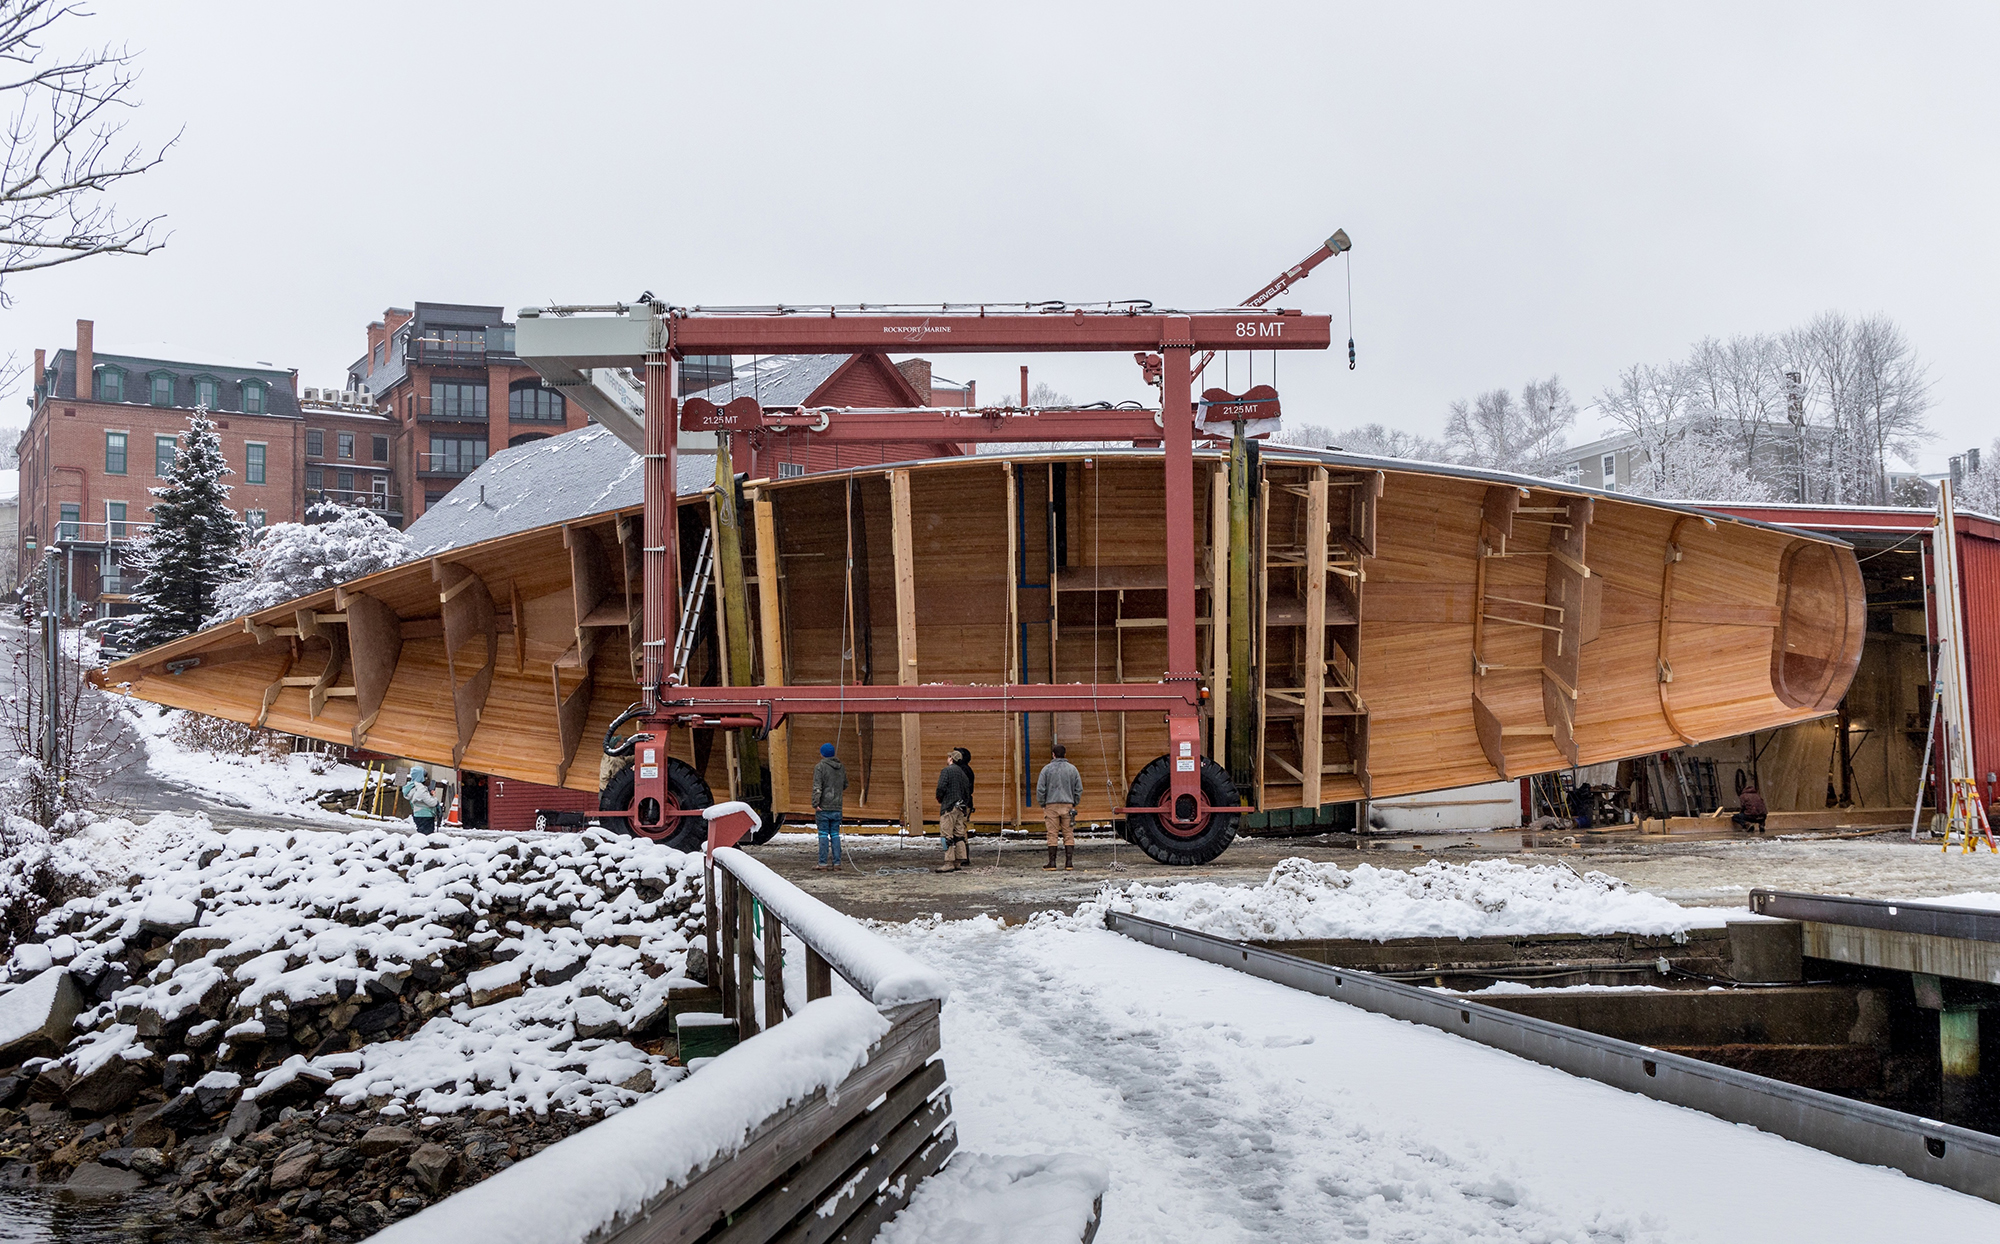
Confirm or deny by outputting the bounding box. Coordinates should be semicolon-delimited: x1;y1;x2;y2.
242;380;266;415
193;376;220;409
94;366;125;403
149;373;174;406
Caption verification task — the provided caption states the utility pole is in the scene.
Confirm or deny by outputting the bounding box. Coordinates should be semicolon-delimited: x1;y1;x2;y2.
40;546;60;777
1785;371;1806;503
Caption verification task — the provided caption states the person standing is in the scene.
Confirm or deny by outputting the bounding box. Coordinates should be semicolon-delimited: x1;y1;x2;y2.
402;764;443;834
934;746;975;873
812;742;849;870
1035;743;1083;872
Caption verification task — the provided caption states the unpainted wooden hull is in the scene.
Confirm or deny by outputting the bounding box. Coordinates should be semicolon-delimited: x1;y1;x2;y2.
101;450;1865;828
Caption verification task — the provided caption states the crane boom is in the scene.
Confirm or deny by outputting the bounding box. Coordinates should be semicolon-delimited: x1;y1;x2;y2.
1190;228;1350;384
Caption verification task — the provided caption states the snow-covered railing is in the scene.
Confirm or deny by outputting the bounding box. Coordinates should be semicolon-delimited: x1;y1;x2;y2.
704;845;947;1039
372;838;960;1244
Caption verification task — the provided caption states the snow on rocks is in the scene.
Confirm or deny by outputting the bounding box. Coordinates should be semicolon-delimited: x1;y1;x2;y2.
1073;855;1717;942
0;815;712;1235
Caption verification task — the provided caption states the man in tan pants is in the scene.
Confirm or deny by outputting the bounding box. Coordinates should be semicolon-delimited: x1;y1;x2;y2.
1035;744;1083;871
934;746;975;872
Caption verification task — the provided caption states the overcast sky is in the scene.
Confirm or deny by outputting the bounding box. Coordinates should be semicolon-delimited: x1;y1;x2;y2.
5;1;1993;470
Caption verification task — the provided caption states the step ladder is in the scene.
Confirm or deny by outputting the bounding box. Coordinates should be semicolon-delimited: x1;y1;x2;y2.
671;527;715;684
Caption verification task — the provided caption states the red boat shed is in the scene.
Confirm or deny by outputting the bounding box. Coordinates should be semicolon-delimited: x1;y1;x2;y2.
1705;503;2000;815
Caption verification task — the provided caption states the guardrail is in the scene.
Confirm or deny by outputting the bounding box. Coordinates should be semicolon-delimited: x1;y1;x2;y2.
1107;909;2000;1205
371;840;960;1244
1750;888;2000;943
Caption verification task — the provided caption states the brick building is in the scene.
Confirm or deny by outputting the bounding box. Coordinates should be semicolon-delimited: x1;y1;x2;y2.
17;320;305;613
295;388;401;528
344;302;608;524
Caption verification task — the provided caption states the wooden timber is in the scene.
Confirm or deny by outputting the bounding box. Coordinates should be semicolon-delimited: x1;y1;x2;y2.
99;450;1866;831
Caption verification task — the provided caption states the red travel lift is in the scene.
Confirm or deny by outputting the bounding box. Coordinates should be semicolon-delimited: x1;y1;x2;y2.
537;234;1348;865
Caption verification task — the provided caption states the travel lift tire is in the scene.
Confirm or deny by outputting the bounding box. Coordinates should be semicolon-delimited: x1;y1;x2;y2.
599;760;713;853
598;760;781;851
1122;754;1242;866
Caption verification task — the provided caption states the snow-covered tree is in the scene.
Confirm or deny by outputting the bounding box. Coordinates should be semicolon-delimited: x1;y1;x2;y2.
1275;421;1451;462
1959;440;2000;517
206;502;414;624
127;411;243;648
1443;376;1576;477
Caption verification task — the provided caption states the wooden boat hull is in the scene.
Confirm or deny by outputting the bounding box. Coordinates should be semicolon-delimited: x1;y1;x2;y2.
100;449;1864;833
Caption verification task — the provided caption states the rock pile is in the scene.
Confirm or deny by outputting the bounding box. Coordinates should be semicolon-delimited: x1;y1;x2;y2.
0;817;715;1235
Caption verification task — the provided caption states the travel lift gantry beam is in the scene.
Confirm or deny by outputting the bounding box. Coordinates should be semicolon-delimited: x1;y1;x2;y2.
516;240;1343;864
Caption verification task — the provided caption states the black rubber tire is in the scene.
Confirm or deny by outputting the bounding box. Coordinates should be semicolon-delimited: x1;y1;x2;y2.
1124;755;1241;866
748;766;780;845
599;759;713;852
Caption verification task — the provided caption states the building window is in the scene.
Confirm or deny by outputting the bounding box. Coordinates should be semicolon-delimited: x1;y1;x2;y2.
246;509;266;530
337;469;354;492
1562;463;1581;485
243;381;265;415
428;435;487;475
1601;454;1616;481
105;501;127;542
246;442;266;485
419;327;485;357
155;435;176;477
430;381;487;420
195;378;219;409
105;431;127;475
372;434;389;462
372;475;388;502
150;374;173;406
58;503;78;541
306;466;323;491
337;431;355;460
306;428;324;458
508;379;565;422
508;432;550;448
96;368;124;403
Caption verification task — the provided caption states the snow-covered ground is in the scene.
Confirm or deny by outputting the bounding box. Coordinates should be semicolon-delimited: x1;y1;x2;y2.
1079;856;1723;942
113;701;378;825
1596;837;2000;906
883;916;2000;1242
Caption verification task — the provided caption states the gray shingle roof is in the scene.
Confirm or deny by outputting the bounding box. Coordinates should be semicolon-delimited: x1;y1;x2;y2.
690;355;847;407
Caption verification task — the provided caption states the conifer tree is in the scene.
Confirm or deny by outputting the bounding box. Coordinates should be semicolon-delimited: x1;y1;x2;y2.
129;412;244;648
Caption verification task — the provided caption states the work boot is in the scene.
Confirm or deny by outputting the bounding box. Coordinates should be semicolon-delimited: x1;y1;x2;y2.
933;860;959;873
1064;846;1074;871
1043;847;1058;871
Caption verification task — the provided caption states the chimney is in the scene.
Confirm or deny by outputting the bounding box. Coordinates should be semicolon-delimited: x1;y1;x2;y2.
1020;365;1029;408
895;358;933;405
32;349;44;402
76;320;93;401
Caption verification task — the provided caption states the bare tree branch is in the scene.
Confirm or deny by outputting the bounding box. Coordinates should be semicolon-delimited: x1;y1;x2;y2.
0;0;174;305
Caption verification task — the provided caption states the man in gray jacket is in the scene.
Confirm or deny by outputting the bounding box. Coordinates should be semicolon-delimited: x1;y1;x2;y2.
812;743;848;870
1035;744;1083;872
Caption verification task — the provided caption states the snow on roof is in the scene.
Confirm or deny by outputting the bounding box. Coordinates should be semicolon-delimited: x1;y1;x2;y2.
93;343;292;375
690;355;847;408
405;427;645;556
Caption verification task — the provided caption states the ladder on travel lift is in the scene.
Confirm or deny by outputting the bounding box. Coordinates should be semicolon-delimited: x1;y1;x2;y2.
670;527;715;684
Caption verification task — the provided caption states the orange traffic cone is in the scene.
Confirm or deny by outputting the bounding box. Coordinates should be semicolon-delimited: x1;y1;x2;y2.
444;794;462;827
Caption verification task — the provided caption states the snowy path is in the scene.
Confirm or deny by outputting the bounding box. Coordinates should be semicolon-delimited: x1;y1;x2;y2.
884;918;2000;1242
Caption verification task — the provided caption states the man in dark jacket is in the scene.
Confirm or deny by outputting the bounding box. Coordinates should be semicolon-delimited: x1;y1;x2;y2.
1732;782;1768;832
1035;744;1084;872
812;743;849;870
934;746;974;873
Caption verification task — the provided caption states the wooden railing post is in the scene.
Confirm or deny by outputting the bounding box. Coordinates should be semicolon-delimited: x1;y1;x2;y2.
806;946;832;1002
736;887;759;1041
717;866;737;1021
712;864;728;1020
763;910;786;1024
